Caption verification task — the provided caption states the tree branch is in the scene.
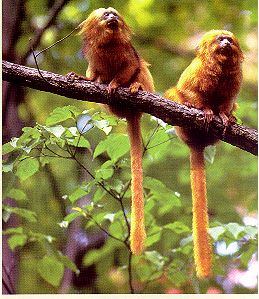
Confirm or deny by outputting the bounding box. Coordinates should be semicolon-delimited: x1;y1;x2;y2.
2;60;257;156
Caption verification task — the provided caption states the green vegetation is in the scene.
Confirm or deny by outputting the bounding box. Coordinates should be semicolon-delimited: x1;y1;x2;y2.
2;0;257;294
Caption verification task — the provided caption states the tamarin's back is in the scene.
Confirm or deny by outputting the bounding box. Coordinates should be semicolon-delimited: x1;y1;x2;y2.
165;30;243;148
80;7;154;94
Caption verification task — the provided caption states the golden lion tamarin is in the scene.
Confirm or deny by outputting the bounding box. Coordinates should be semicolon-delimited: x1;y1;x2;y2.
69;8;155;255
165;30;243;278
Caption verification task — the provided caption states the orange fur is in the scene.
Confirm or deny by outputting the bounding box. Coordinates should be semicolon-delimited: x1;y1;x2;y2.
165;30;243;278
79;8;155;255
127;113;146;255
190;147;211;278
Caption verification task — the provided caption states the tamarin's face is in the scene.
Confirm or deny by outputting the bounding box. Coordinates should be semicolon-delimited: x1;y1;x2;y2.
98;8;121;31
197;30;243;62
80;7;131;43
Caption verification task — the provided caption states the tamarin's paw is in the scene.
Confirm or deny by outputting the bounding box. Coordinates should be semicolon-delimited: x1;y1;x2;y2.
66;72;89;83
203;108;214;132
219;112;230;127
66;72;79;82
107;80;119;94
129;82;143;93
219;112;235;137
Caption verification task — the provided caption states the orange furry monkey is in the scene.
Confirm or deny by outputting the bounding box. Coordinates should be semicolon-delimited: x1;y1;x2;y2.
69;8;155;255
165;30;243;278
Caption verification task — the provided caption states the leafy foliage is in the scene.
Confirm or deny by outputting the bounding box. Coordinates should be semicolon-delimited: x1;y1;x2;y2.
2;0;257;294
3;106;257;293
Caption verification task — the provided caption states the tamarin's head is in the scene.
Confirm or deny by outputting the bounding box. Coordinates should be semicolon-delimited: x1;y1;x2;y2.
196;30;244;63
79;7;132;44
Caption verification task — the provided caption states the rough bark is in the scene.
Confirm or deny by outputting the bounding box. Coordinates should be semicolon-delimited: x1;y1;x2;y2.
2;60;258;156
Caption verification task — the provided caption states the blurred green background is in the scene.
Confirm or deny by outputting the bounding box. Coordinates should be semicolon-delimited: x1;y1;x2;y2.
2;0;257;294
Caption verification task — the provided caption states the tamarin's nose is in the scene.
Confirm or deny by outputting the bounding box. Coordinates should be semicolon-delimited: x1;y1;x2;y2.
220;38;231;47
107;13;118;21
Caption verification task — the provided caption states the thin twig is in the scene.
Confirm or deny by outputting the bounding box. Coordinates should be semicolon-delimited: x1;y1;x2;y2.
35;26;80;59
128;251;135;294
20;0;71;64
31;45;61;88
44;143;70;159
71;153;119;199
146;136;176;150
143;123;160;154
87;213;124;244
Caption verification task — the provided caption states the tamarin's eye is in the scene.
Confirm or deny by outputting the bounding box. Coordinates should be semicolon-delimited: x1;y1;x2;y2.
103;11;118;19
217;36;233;43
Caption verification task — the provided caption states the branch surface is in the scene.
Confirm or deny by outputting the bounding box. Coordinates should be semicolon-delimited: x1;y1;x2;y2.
2;60;258;156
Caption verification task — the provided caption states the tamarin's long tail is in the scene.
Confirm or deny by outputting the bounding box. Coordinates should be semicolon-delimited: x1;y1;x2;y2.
127;113;146;255
190;147;212;278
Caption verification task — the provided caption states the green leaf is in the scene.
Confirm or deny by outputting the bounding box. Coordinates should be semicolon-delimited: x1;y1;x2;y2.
240;245;257;267
104;213;116;223
28;231;55;243
9;137;19;147
144;177;181;213
109;221;124;239
209;226;226;240
2;162;14;173
144;251;166;271
167;270;187;287
146;225;162;247
3;205;37;222
93;120;112;135
69;188;89;204
180;235;193;246
7;188;27;201
17;127;41;147
95;160;114;180
164;221;191;234
3;227;24;235
92;111;118;126
2;142;16;154
83;240;121;266
95;167;114;180
135;261;159;282
47;125;65;138
57;252;80;275
77;114;93;134
68;127;78;136
16;158;39;181
93;188;107;203
46;106;74;126
145;197;156;212
8;234;27;251
64;211;82;223
93;141;107;158
37;255;64;287
244;226;258;239
225;223;245;239
93;133;130;162
67;136;91;148
204;145;216;164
